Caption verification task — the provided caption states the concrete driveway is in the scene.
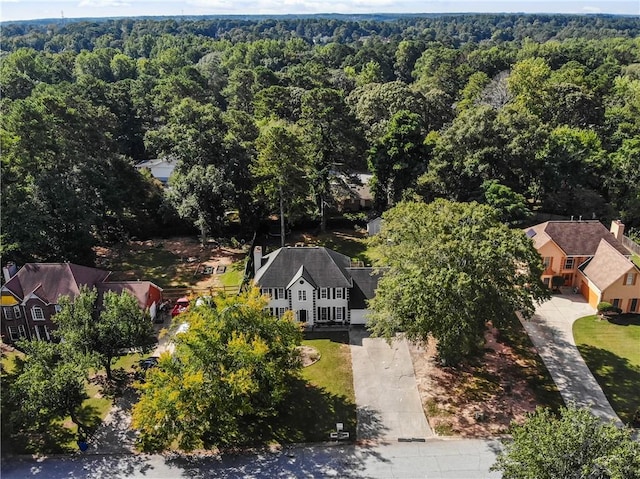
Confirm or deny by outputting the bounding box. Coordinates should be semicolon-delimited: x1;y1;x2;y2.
519;293;623;425
350;327;433;443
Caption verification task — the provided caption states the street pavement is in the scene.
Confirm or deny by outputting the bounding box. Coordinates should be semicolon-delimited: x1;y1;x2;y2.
519;293;623;425
349;327;433;442
1;439;502;478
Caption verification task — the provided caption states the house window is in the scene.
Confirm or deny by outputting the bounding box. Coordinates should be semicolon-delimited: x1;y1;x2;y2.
8;325;27;341
276;288;285;300
624;273;636;286
3;307;14;320
563;258;574;270
629;298;638;313
278;307;286;318
611;299;621;309
320;288;328;299
261;288;269;297
7;326;19;341
335;288;344;299
336;308;343;321
54;304;62;313
543;257;552;268
31;307;45;321
319;307;329;322
298;290;307;301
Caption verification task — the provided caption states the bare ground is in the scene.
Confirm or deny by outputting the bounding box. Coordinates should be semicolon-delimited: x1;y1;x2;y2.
409;326;540;437
95;236;246;290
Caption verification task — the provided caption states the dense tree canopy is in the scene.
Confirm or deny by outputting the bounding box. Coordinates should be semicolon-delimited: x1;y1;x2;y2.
368;199;549;364
492;405;640;479
132;289;302;451
1;14;640;262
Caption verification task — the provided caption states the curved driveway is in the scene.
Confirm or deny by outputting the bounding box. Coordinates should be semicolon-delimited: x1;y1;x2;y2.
519;294;623;425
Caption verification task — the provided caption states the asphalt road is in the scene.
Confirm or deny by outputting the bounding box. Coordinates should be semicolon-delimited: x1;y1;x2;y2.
1;439;503;479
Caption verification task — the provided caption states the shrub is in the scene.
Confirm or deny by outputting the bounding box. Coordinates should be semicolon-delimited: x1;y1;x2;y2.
597;302;622;315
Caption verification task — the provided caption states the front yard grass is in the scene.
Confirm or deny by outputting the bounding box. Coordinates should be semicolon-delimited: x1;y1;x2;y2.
573;314;640;425
266;334;357;444
633;254;640;268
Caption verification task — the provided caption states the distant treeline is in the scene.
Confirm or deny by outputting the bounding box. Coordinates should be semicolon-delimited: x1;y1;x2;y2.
2;14;640;52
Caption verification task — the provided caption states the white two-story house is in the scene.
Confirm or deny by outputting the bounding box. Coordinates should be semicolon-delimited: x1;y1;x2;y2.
252;246;381;326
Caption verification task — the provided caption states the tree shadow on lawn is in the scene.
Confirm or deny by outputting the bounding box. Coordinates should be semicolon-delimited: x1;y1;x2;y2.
576;344;640;426
4;421;77;455
606;314;640;327
256;378;359;444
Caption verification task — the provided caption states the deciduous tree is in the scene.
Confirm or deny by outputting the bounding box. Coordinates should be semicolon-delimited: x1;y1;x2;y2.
11;341;91;436
492;405;640;479
368;199;548;365
53;287;156;380
252;121;311;246
132;288;302;451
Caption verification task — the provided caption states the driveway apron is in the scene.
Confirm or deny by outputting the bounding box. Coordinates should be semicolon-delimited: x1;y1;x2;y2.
519;294;623;425
350;327;433;443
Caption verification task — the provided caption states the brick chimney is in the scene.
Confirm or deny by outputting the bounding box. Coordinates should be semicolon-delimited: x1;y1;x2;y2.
253;246;263;276
610;220;625;241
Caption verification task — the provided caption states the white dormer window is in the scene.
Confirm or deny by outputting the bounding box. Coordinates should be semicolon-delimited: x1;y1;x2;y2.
31;306;45;321
320;288;328;299
624;273;636;286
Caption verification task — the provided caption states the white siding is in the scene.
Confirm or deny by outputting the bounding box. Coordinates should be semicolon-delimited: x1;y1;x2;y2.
288;279;315;324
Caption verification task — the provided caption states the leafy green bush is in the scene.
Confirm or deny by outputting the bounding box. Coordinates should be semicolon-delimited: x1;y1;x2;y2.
597;302;621;315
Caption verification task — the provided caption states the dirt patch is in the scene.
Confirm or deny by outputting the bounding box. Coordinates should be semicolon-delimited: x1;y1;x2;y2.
95;237;246;290
409;326;540;437
298;346;321;367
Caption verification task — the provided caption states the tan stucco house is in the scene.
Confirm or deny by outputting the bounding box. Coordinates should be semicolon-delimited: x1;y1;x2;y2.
527;220;639;312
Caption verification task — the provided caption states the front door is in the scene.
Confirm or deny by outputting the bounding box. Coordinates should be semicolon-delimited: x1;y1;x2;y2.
299;309;307;323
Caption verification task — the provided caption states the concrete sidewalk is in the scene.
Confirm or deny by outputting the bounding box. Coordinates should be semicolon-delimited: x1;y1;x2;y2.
350;328;433;443
519;294;623;425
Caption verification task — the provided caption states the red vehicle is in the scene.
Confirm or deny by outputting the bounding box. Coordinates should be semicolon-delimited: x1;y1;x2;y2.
171;297;190;317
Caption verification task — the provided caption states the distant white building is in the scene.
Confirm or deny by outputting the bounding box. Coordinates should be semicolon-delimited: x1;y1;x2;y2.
253;246;382;326
135;158;178;185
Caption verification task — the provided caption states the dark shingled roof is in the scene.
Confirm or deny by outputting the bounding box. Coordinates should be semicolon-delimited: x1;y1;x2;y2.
2;263;111;304
542;221;628;256
347;268;383;309
254;247;353;288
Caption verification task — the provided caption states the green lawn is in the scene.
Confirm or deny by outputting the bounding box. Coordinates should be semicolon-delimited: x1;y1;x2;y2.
301;338;355;402
263;334;357;444
219;259;245;288
633;254;640;268
315;230;371;265
573;314;640;424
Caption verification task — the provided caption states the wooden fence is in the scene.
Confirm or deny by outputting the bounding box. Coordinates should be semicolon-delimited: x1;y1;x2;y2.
622;235;640;256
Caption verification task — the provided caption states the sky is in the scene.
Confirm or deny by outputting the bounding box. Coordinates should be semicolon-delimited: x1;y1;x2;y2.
1;0;638;22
